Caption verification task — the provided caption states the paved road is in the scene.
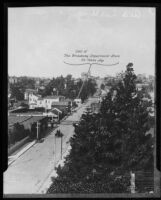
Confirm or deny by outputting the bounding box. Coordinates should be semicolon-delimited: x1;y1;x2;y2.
4;98;98;194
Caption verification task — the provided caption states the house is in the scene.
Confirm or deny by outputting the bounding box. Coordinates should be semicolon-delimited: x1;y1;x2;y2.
42;96;65;110
51;108;63;120
24;89;38;100
51;101;70;115
28;95;66;110
39;86;45;90
28;93;41;109
36;97;45;108
43;111;58;120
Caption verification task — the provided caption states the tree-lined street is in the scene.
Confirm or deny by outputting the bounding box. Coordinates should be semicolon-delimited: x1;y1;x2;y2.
4;98;97;194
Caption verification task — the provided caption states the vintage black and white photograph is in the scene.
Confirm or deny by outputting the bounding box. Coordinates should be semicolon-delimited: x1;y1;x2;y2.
4;6;160;197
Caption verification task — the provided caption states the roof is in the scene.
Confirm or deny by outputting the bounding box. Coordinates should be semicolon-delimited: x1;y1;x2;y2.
51;101;69;106
74;98;81;101
29;94;41;98
136;83;149;87
25;89;37;93
43;112;57;117
9;116;47;128
22;116;47;129
8;116;32;126
43;95;65;100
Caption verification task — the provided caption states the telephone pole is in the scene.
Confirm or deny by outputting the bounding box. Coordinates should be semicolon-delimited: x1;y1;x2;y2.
61;136;63;160
36;121;40;141
64;61;119;99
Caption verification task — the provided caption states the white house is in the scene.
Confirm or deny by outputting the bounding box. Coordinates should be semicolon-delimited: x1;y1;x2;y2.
29;95;66;110
42;96;65;110
28;93;41;109
24;89;38;100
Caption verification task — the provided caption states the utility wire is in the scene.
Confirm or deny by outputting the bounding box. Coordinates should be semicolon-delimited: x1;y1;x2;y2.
63;61;119;99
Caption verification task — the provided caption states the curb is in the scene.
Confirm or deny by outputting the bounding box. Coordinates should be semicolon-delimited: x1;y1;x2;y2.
8;127;58;167
37;145;71;194
8;140;36;166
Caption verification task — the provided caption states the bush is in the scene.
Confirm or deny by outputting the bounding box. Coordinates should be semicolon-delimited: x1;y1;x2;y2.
8;123;30;146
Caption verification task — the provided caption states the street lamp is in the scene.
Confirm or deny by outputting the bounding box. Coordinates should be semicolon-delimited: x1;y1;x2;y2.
55;130;64;160
64;61;119;99
36;121;41;141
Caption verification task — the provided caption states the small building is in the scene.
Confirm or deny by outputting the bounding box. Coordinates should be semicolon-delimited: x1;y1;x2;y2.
51;101;70;115
8;115;48;145
28;94;66;110
39;86;45;90
28;94;41;109
74;98;82;105
42;96;65;110
24;89;38;100
51;108;63;120
13;100;29;109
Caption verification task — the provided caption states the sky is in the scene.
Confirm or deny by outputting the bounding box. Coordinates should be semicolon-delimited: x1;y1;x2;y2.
8;7;155;78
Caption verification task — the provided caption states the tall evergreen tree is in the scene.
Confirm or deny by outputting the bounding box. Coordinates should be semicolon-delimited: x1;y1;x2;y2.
100;63;154;172
47;63;154;193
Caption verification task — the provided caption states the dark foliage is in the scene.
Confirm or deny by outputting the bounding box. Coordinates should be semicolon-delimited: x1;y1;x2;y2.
41;75;97;101
47;63;154;193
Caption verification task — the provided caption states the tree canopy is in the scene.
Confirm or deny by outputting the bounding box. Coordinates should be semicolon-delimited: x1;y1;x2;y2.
47;63;154;193
41;75;97;101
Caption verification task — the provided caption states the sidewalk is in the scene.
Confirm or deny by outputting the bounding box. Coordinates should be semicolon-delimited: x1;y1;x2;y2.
37;145;72;194
8;140;36;166
8;127;57;167
4;100;90;194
